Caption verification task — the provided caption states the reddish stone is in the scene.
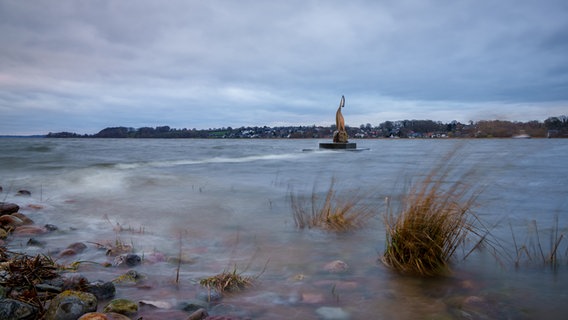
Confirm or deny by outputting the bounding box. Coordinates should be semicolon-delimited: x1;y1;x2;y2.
13;225;48;236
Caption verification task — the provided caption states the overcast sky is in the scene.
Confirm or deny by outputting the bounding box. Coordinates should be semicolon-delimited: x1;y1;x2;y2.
1;0;567;135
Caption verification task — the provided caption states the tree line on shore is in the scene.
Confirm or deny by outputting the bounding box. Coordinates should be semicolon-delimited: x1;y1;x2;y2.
47;116;568;139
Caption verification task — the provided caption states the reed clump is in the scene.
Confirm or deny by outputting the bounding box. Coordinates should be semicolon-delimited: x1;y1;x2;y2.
382;157;482;277
290;178;375;232
199;265;255;293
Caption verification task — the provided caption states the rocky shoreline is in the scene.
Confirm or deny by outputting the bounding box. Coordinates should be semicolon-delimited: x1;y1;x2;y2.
1;196;233;320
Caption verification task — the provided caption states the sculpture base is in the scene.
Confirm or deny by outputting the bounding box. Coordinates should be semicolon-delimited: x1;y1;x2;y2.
319;142;357;150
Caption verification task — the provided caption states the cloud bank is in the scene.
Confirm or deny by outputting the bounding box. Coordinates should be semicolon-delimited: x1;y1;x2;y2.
1;0;567;134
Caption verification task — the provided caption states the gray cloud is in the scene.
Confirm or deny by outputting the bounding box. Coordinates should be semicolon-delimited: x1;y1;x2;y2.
1;0;567;134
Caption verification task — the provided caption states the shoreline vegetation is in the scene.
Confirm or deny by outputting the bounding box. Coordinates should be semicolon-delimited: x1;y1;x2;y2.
41;115;568;139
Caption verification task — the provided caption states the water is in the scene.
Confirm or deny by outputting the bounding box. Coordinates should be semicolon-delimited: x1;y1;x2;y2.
1;138;567;319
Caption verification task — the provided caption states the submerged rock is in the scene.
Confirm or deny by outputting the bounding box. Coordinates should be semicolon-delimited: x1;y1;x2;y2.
0;202;19;215
11;213;33;225
196;289;223;302
0;215;24;228
187;308;208;320
12;225;48;236
86;280;116;300
103;298;138;316
316;306;350;320
45;290;98;320
113;254;141;267
0;298;38;320
59;242;88;257
323;260;349;273
178;299;209;313
13;226;47;236
112;270;145;285
16;190;31;196
44;224;58;231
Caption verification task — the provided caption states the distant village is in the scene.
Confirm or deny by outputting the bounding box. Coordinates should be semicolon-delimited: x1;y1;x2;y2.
47;116;568;139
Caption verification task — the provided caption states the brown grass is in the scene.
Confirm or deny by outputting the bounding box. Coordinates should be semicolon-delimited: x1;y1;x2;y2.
382;152;483;276
290;178;375;232
199;265;255;293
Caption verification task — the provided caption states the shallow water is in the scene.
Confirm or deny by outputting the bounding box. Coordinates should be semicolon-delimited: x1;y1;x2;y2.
1;138;567;319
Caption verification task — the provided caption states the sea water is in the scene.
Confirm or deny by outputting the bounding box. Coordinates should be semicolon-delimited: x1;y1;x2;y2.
1;138;567;319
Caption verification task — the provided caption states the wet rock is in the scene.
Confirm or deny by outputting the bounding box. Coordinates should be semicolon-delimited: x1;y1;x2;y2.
86;280;116;300
78;312;131;320
0;229;8;240
196;289;223;302
45;290;98;320
0;215;24;228
16;190;31;196
10;213;33;225
44;224;58;231
103;298;138;316
59;242;88;257
323;260;349;273
187;308;208;320
26;238;45;247
316;306;350;320
12;225;48;236
139;300;172;309
112;270;145;285
0;202;19;215
0;298;39;320
113;254;141;267
178;299;209;313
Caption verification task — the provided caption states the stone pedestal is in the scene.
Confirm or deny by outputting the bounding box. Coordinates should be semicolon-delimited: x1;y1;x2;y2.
319;142;357;150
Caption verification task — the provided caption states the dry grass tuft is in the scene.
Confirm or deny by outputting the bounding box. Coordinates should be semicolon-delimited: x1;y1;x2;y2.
382;152;483;277
199;265;255;293
290;178;375;232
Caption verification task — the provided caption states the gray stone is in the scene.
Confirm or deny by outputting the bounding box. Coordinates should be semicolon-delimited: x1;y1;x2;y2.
0;299;38;320
86;280;116;300
45;290;98;320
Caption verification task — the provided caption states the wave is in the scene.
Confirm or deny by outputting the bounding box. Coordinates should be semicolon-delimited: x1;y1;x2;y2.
113;152;307;170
